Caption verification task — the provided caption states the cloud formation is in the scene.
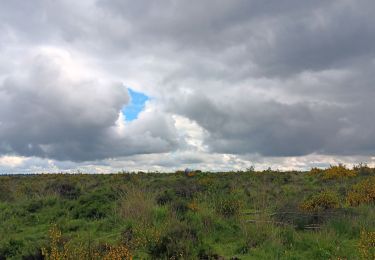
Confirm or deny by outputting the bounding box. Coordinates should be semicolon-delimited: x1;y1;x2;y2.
0;48;178;161
0;0;375;171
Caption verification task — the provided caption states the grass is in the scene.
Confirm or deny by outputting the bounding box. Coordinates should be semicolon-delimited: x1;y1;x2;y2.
0;166;374;259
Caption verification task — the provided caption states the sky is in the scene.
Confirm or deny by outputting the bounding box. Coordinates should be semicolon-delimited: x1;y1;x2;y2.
122;89;149;122
1;0;375;173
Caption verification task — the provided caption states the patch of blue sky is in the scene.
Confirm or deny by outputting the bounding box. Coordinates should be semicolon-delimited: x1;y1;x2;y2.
122;88;149;121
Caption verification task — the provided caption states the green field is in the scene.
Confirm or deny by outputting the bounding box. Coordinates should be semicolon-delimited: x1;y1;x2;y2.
0;165;374;259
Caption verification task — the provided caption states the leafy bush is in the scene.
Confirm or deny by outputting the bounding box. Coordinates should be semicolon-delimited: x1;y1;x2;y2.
148;222;200;259
25;199;44;213
42;225;132;260
347;176;375;206
155;190;174;205
0;239;24;259
49;182;81;200
300;190;340;212
73;192;112;219
216;196;242;218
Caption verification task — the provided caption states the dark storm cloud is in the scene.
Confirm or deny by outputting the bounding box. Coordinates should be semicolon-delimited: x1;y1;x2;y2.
0;0;374;162
96;0;375;77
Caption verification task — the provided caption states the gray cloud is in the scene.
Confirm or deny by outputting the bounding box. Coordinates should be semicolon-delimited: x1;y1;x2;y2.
0;0;374;169
0;50;179;161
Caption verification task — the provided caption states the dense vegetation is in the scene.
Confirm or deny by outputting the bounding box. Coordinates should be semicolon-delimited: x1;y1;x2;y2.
0;164;374;259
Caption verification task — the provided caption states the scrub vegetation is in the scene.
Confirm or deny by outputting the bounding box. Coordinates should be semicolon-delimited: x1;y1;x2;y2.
0;164;374;259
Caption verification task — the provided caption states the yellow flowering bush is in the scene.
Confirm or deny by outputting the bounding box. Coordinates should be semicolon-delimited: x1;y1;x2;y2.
102;244;132;260
358;230;375;259
347;176;375;206
323;164;357;179
42;225;132;260
309;165;357;179
299;190;340;212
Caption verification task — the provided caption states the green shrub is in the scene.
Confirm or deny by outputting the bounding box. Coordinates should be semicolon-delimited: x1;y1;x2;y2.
0;239;24;259
25;199;44;213
148;222;201;259
155;190;174;205
216;196;242;218
73;192;112;219
49;181;81;200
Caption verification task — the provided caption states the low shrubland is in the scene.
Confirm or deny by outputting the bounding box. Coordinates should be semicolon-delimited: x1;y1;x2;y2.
0;165;374;259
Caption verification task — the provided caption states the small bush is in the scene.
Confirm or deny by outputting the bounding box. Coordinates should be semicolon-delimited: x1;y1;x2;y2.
49;182;81;200
323;164;357;179
148;222;200;259
25;199;44;213
353;163;374;176
0;239;24;259
347;176;375;206
155;190;174;205
300;190;340;212
174;181;201;199
358;230;375;259
216;196;242;218
171;199;190;215
42;224;132;260
73;192;112;219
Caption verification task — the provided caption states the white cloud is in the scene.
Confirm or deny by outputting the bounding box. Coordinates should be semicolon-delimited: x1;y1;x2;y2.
0;155;26;168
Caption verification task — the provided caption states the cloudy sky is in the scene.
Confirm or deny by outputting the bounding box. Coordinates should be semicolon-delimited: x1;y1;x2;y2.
1;0;375;173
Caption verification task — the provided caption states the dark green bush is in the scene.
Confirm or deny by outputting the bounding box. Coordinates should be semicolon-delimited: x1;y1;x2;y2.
25;200;44;213
49;182;81;200
148;222;201;259
0;239;24;259
156;190;174;205
72;192;113;219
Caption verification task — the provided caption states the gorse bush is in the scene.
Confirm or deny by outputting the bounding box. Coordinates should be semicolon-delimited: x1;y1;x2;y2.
326;164;357;179
358;230;375;259
312;164;357;179
42;225;132;260
299;190;340;212
347;176;375;206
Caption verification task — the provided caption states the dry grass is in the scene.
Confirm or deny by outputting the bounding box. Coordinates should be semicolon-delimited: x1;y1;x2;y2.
118;185;154;225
